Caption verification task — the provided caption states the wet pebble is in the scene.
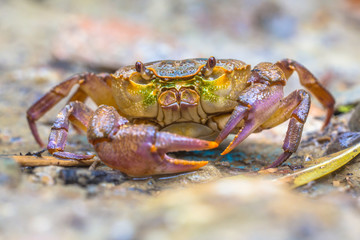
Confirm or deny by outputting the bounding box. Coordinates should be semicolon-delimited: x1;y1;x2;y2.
325;132;360;155
25;165;127;187
58;168;126;186
31;166;62;185
32;172;55;185
184;165;222;183
86;185;99;198
349;103;360;132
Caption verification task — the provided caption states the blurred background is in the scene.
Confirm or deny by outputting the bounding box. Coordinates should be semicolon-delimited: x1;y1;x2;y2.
1;0;360;239
2;0;360;139
2;0;360;70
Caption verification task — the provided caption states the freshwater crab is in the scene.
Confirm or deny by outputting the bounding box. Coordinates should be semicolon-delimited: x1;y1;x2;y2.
27;57;335;176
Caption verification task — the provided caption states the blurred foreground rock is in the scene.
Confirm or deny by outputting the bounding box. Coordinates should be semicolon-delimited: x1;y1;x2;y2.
136;177;360;240
1;177;360;239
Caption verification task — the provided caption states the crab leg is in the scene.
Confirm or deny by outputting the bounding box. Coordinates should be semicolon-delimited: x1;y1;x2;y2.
67;88;88;133
47;101;95;160
217;60;334;167
27;75;81;147
261;90;311;168
27;73;116;147
67;88;88;104
88;106;218;176
276;59;335;129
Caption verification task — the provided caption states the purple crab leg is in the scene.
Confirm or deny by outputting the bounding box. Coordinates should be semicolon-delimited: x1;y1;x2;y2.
48;101;95;160
27;73;116;147
27;75;82;147
265;90;311;168
66;88;89;134
276;59;335;129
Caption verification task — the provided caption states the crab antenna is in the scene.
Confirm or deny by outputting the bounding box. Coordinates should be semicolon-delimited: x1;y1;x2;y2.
202;56;216;77
135;61;152;80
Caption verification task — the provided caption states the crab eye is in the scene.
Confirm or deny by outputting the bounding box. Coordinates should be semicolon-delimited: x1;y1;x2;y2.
135;61;153;81
201;56;216;77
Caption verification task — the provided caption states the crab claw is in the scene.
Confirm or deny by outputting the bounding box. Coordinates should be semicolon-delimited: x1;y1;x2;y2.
88;106;218;177
215;105;249;144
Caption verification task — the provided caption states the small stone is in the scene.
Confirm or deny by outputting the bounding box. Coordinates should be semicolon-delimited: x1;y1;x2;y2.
33;166;63;178
325;132;360;155
214;161;231;167
333;181;341;187
58;168;78;185
34;172;55;186
30;166;62;185
86;185;99;198
258;167;278;174
349;103;360;132
185;165;222;183
58;168;125;186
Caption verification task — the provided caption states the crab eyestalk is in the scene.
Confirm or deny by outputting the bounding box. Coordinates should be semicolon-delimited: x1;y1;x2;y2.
135;61;153;80
201;56;216;77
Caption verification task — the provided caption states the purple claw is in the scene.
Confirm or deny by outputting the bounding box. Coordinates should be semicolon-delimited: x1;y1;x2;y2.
221;120;258;155
156;131;218;153
88;106;218;176
215;105;249;144
92;125;217;176
217;83;284;155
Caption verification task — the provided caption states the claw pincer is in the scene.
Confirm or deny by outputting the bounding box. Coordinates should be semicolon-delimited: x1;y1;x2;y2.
88;106;217;176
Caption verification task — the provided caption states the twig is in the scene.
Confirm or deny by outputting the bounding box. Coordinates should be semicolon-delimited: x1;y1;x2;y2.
12;155;95;167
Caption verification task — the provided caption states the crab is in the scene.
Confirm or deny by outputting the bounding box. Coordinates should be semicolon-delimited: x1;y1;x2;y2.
27;57;335;176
